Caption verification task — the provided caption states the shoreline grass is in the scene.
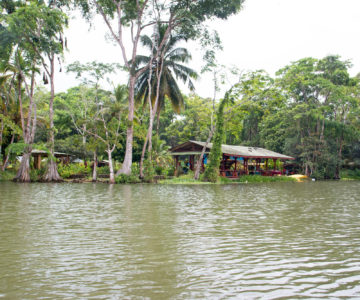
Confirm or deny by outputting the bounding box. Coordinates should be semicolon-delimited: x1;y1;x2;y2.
159;174;297;184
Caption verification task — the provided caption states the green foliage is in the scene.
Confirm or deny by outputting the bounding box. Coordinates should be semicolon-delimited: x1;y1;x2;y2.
159;171;211;184
30;167;46;182
203;92;230;182
57;163;91;179
155;165;163;175
143;159;155;182
165;166;175;177
134;24;198;115
5;142;28;156
164;95;213;147
115;173;141;184
0;169;16;181
97;166;110;175
233;175;296;183
340;168;360;180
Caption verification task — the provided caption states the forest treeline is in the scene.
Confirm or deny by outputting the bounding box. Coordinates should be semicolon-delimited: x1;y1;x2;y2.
1;1;359;182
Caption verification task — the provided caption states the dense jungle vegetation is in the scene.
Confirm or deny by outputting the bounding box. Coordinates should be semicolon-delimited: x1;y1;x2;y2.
1;1;359;182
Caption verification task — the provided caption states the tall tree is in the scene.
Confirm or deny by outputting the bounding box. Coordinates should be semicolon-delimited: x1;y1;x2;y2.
135;24;198;124
3;1;68;181
134;24;198;177
75;0;244;175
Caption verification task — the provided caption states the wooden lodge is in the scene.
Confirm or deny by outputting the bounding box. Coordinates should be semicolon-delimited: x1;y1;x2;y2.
170;140;295;177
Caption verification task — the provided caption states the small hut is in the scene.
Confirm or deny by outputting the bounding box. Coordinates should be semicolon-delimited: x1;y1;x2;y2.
170;140;294;177
31;150;72;169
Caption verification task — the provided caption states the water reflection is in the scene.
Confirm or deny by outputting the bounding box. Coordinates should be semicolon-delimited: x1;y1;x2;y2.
1;181;360;298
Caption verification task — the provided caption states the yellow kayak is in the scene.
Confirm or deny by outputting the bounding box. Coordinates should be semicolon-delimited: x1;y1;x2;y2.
289;174;308;182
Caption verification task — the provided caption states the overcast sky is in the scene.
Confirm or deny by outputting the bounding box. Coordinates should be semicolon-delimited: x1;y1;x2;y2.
56;0;360;98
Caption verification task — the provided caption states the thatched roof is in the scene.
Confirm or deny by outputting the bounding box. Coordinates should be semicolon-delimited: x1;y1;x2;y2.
170;140;294;160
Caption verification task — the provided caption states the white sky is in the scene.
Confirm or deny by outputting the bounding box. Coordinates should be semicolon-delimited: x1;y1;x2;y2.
56;0;360;98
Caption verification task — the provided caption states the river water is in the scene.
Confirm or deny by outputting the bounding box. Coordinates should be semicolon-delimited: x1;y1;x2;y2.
0;181;360;299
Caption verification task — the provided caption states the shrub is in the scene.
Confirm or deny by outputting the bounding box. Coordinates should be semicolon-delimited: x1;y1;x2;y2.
166;166;175;177
340;168;360;180
0;170;17;181
131;162;140;176
58;163;91;179
155;165;163;175
144;159;155;182
97;166;110;175
115;174;141;184
30;168;46;182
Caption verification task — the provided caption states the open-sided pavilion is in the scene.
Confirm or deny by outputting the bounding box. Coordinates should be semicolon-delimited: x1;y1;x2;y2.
31;150;72;169
170;140;295;177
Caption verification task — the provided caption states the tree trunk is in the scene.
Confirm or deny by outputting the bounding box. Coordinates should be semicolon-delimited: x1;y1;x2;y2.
194;126;214;180
14;151;31;182
0;119;3;162
156;110;160;135
82;124;86;145
43;159;62;182
117;76;136;176
108;149;115;184
2;134;15;171
44;56;62;182
335;136;343;179
92;150;97;182
139;132;149;179
13;60;37;182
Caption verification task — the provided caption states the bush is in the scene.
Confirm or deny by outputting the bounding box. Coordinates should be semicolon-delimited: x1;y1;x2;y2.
131;162;140;176
0;170;16;181
144;159;155;182
97;166;110;175
58;163;91;179
165;166;175;177
155;165;163;175
340;168;360;180
115;173;141;184
30;168;46;182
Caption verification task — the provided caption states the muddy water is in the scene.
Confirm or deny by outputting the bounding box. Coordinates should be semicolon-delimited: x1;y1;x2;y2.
0;181;360;299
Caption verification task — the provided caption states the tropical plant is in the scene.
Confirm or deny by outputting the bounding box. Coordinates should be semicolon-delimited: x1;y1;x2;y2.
135;24;198;119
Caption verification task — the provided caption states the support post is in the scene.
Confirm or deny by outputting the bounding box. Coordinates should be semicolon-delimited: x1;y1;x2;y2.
175;156;179;176
234;157;237;177
220;154;226;177
190;155;194;171
244;158;248;175
34;154;41;170
273;158;277;171
256;158;260;172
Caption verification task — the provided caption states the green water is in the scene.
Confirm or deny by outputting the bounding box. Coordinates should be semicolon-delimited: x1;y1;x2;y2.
0;181;360;299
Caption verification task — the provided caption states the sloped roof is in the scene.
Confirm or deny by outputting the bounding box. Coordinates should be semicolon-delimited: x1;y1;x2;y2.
31;150;72;157
170;140;294;160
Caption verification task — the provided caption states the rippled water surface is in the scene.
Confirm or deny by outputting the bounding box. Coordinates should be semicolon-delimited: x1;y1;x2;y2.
1;181;360;299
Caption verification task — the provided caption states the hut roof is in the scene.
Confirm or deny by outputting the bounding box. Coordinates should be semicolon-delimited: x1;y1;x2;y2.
170;140;294;160
31;150;72;157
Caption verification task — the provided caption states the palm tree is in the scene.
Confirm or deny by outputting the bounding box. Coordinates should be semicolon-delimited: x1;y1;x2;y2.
134;24;198;128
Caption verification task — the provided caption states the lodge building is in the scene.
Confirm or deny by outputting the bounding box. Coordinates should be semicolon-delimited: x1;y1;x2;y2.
170;140;295;177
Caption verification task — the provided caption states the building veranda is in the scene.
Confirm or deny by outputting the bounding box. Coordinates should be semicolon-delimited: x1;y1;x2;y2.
170;141;295;178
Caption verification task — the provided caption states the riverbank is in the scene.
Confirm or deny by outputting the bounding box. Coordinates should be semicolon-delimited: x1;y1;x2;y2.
158;174;297;184
2;169;360;184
